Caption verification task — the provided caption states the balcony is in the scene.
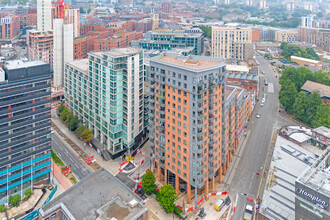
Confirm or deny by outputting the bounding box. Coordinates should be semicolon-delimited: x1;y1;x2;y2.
197;138;206;146
209;109;215;114
209;124;215;130
209;140;215;147
159;87;165;93
158;125;165;133
197;114;205;120
150;84;155;89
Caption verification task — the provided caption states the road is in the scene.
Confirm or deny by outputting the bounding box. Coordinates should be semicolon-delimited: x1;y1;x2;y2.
225;53;296;219
52;133;92;181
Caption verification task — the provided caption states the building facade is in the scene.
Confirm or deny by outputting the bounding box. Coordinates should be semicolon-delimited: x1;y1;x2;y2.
64;48;145;159
148;53;251;203
27;30;54;69
53;19;73;87
1;16;20;40
131;29;204;55
0;60;52;205
37;0;52;32
298;27;330;52
162;2;173;14
212;26;253;61
64;8;80;38
295;148;330;220
275;31;297;43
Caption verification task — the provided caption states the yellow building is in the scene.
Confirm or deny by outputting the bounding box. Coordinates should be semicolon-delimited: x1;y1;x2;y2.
212;26;253;61
275;31;297;43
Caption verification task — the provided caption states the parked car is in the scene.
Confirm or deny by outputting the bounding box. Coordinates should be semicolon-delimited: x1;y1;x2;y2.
256;113;261;118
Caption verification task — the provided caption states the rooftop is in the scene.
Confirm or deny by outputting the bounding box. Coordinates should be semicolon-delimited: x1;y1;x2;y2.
91;47;141;58
66;59;89;75
291;56;321;64
226;64;249;73
297;148;330;199
227;72;258;81
155;54;224;70
260;135;322;220
5;60;48;70
39;168;147;220
313;126;330;138
301;80;330;98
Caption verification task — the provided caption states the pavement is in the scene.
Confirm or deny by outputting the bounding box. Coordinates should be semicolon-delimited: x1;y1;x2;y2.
51;109;122;175
52;133;92;181
223;53;298;220
51;160;72;191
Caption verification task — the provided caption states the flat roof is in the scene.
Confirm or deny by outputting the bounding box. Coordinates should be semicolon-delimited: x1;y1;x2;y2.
40;168;147;220
66;59;89;75
313;126;330;138
260;136;320;220
301;80;330;98
226;64;249;72
157;55;223;70
5;60;47;70
90;47;141;58
291;56;320;64
297;148;330;198
227;72;258;81
289;132;311;143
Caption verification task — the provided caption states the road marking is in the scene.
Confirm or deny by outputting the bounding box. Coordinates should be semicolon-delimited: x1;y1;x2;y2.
267;83;274;93
256;125;277;199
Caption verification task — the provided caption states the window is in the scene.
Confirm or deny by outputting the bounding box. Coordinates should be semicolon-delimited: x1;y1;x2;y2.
183;165;186;170
184;75;187;80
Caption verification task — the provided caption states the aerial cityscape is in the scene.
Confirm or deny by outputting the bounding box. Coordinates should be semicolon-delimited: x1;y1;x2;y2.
0;0;329;220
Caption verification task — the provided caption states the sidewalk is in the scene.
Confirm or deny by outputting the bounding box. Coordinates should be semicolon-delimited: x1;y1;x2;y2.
51;109;131;175
52;160;72;190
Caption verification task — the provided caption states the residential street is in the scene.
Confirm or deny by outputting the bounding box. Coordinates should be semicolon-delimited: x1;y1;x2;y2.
51;133;92;181
227;54;297;219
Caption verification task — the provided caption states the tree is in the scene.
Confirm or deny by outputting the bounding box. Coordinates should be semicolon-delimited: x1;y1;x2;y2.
9;194;21;207
76;125;87;137
82;128;93;142
0;205;5;212
293;92;310;123
142;170;156;195
279;81;297;113
312;104;330;128
64;111;74;126
57;103;65;115
159;184;178;213
306;92;322;124
24;189;31;200
60;107;70;121
198;25;212;38
69;115;80;131
79;6;84;14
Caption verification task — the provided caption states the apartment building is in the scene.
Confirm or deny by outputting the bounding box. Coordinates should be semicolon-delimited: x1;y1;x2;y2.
19;14;37;28
27;30;54;68
1;16;20;40
162;2;173;14
37;0;52;32
64;8;80;38
275;31;297;43
212;26;253;61
53;19;73;87
64;48;145;159
0;60;52;205
148;53;251;203
298;27;330;52
131;29;204;55
93;31;143;52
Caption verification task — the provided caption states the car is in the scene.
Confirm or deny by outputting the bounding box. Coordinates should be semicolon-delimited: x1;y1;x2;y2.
264;80;268;86
260;103;264;107
262;71;265;74
256;113;261;118
263;93;267;99
262;98;266;103
51;129;54;134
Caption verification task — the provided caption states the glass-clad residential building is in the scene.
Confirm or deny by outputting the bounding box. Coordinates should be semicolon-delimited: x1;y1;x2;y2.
0;60;52;204
65;48;146;159
130;29;204;55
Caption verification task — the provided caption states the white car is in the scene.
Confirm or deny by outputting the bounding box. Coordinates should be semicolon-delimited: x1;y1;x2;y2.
51;129;54;134
256;113;261;118
262;98;266;103
260;103;264;107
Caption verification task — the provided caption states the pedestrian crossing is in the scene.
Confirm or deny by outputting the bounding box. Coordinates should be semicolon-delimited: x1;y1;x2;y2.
267;83;274;93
